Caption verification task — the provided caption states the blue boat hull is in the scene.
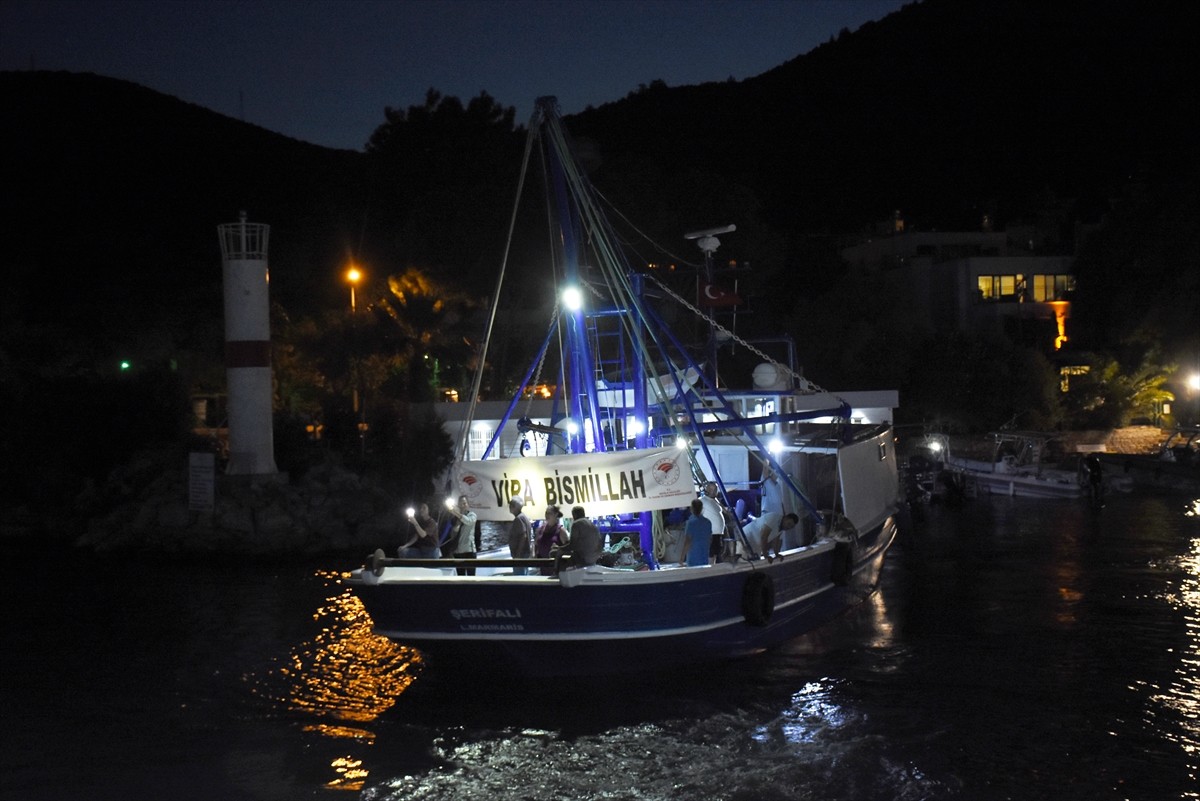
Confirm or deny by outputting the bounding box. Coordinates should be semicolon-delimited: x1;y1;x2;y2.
349;517;897;677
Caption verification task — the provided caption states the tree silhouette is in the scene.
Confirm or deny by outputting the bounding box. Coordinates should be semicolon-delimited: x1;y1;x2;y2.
1063;350;1176;429
364;90;523;285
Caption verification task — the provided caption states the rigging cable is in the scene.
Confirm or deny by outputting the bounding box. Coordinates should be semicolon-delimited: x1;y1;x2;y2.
457;107;542;460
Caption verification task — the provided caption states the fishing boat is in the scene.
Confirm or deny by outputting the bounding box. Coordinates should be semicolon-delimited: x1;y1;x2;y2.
346;98;901;677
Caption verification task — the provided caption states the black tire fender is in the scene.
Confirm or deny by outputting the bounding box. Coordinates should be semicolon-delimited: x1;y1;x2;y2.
831;540;855;587
742;571;775;627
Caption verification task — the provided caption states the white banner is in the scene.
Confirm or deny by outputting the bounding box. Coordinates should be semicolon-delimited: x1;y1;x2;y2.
451;447;694;521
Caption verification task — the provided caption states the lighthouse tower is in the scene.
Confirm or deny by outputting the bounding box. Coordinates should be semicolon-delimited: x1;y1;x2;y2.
217;212;277;475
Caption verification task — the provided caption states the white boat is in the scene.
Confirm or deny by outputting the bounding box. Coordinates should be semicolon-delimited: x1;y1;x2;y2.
347;98;901;677
926;431;1086;499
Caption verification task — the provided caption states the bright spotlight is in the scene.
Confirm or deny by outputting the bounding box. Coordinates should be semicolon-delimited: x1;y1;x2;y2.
562;286;583;311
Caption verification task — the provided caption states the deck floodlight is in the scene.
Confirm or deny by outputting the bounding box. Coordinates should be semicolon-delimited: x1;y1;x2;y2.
562;286;583;311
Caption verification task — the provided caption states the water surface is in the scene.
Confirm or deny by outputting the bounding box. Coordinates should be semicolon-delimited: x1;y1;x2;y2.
3;493;1199;800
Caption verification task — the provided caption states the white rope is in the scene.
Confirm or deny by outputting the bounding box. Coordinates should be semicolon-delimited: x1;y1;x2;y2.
521;306;560;420
458;111;541;459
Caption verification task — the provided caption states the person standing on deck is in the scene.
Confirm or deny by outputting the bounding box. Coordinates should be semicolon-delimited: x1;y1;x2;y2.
398;502;441;559
682;498;714;566
446;494;478;575
761;463;804;548
700;481;727;562
535;505;568;575
507;498;533;575
760;463;784;517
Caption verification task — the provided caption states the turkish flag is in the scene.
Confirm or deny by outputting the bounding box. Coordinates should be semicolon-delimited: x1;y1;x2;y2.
699;281;742;307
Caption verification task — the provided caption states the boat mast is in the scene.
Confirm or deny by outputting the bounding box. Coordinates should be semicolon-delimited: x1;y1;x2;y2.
684;224;735;388
538;97;606;453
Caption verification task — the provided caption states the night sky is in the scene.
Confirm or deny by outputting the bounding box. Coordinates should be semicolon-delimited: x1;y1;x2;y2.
1;0;907;151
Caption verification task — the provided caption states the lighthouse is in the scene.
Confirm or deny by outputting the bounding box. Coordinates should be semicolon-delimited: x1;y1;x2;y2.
217;211;277;475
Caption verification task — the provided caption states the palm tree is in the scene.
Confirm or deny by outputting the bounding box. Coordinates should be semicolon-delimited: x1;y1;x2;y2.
376;267;482;402
1064;351;1176;428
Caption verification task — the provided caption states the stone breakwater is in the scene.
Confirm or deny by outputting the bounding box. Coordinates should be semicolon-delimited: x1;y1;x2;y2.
77;453;406;556
947;426;1170;461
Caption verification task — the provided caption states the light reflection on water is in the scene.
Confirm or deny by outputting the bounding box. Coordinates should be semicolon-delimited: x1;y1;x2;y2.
301;557;951;801
1152;500;1200;796
247;569;423;791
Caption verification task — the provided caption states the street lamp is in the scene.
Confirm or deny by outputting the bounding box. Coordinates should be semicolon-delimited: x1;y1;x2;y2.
346;266;362;313
345;266;365;439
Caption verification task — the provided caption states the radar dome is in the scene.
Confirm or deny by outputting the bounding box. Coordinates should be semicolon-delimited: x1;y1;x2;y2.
752;363;790;391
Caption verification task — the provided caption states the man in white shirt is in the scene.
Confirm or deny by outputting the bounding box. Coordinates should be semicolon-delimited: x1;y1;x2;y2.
446;494;478;575
742;511;800;561
700;481;727;562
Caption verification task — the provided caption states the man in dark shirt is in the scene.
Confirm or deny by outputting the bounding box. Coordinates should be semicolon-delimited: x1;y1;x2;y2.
554;506;602;571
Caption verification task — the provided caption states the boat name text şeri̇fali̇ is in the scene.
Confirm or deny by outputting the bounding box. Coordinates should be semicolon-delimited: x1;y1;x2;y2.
451;608;526;633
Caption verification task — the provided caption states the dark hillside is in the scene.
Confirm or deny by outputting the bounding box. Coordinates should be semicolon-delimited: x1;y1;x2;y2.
573;0;1199;237
1;71;367;347
2;0;1197;376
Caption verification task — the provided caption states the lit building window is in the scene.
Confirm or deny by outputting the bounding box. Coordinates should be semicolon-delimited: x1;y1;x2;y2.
1032;274;1076;302
978;274;1027;302
1059;364;1089;393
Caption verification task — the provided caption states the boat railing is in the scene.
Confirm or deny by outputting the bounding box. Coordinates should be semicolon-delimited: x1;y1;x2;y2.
367;552;556;577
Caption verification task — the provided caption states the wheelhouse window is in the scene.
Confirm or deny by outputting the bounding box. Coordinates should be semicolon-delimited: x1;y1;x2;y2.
468;425;493;460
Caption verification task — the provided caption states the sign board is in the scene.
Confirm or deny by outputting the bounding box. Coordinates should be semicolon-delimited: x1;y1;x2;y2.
188;452;215;512
451;447;694;521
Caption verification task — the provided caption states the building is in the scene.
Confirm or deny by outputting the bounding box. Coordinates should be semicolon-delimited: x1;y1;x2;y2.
840;225;1075;351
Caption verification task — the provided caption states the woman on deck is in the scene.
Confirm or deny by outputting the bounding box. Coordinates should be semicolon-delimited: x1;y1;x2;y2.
398;502;441;559
535;505;568;575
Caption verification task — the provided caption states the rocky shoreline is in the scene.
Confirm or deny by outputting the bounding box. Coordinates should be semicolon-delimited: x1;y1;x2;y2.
3;448;409;557
5;426;1192;557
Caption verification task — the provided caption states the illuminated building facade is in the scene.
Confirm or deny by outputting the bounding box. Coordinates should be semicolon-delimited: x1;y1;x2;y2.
840;226;1075;351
